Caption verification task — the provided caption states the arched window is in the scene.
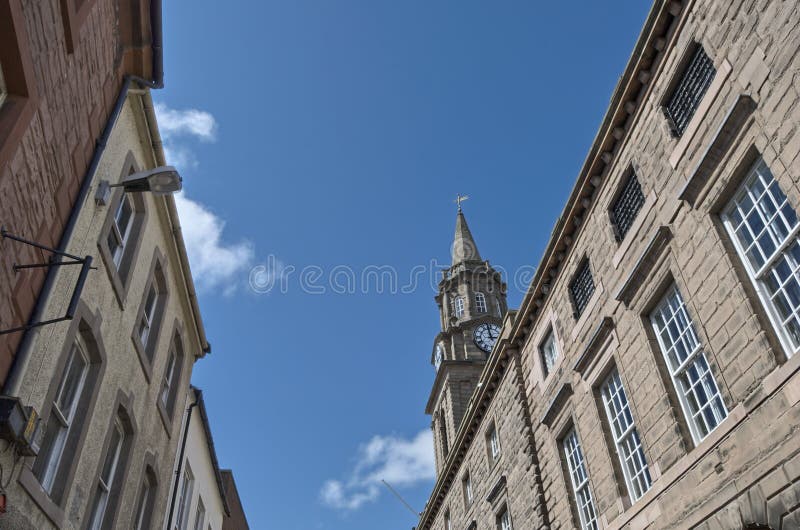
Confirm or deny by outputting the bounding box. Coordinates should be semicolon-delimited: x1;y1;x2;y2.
454;297;464;318
29;315;105;506
475;292;487;313
439;411;449;458
133;463;157;530
159;324;185;423
133;250;169;375
86;403;135;530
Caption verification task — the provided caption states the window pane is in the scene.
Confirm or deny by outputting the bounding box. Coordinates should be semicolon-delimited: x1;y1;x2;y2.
600;369;652;501
562;429;598;530
540;329;559;376
651;286;728;442
725;160;800;354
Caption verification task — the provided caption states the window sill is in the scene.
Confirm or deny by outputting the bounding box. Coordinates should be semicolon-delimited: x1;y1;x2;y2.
18;466;66;528
668;59;732;170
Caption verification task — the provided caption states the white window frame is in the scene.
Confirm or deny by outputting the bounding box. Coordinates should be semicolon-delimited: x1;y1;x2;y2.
139;283;159;347
599;368;652;502
445;510;452;530
487;423;500;462
722;158;800;357
475;292;487;313
161;348;177;409
650;285;728;443
37;338;90;493
134;474;152;530
193;497;205;530
109;195;135;268
454;296;465;318
563;428;598;530
539;327;559;377
88;417;125;530
498;507;513;530
175;466;194;530
463;471;473;506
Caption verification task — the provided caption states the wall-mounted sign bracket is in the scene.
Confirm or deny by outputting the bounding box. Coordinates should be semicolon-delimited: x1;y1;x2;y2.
0;228;95;336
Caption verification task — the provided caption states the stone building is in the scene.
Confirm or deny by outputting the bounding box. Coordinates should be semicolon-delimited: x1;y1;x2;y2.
418;1;800;529
0;70;209;528
0;0;161;384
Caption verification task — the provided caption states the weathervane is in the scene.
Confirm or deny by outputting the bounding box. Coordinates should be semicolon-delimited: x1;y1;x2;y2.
455;194;470;212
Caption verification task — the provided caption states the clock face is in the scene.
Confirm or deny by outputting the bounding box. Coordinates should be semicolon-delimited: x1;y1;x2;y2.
474;323;501;352
434;344;444;371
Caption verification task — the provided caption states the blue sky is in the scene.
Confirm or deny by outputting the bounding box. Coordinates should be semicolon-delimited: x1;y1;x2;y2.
157;2;652;528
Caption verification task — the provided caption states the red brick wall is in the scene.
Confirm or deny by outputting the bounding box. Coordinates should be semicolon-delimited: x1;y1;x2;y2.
0;0;154;385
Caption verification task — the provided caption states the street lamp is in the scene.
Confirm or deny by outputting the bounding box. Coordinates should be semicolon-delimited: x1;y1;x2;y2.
95;166;183;205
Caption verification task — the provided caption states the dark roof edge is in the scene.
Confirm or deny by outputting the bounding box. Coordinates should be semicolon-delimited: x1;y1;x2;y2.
192;386;232;516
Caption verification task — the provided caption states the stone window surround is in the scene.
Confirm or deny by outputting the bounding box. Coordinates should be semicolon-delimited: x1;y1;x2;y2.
662;39;733;170
97;152;149;308
157;319;187;436
587;352;656;511
484;418;501;469
132;451;160;530
83;390;137;530
461;469;473;510
131;248;170;382
528;309;565;391
701;141;797;367
0;0;39;172
17;301;107;529
553;419;599;530
633;258;734;451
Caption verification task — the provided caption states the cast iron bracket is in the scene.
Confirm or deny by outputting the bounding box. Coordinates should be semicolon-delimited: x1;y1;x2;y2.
0;227;95;336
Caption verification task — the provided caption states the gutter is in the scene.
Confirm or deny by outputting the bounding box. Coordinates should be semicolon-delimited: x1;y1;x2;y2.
166;390;200;529
3;0;166;395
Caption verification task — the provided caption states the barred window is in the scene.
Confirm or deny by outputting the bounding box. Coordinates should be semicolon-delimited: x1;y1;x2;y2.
599;369;652;501
563;429;598;530
475;292;487;313
723;159;800;355
539;328;559;377
610;173;646;241
665;46;716;137
570;261;595;317
650;286;728;443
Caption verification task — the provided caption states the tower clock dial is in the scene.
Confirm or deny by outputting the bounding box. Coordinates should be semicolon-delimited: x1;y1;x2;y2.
473;323;501;352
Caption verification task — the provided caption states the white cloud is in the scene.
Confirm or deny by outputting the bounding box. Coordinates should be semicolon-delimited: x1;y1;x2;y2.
175;193;254;293
320;429;435;512
155;103;217;141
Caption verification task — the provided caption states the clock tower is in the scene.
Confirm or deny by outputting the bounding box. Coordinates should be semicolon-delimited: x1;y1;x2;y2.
426;204;507;475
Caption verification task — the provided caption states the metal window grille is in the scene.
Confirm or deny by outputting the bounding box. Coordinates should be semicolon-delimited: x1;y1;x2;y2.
665;46;716;136
723;159;800;354
563;429;598;530
650;286;728;442
570;261;595;317
611;173;646;241
540;329;559;377
600;369;652;501
475;292;487;313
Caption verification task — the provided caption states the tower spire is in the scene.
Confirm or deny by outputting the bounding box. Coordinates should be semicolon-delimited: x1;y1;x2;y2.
451;201;482;265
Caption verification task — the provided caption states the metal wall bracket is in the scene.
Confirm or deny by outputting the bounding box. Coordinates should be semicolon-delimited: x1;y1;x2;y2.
0;228;95;336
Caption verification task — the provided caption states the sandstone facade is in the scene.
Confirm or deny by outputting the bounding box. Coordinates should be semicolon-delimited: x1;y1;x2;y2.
419;1;800;529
